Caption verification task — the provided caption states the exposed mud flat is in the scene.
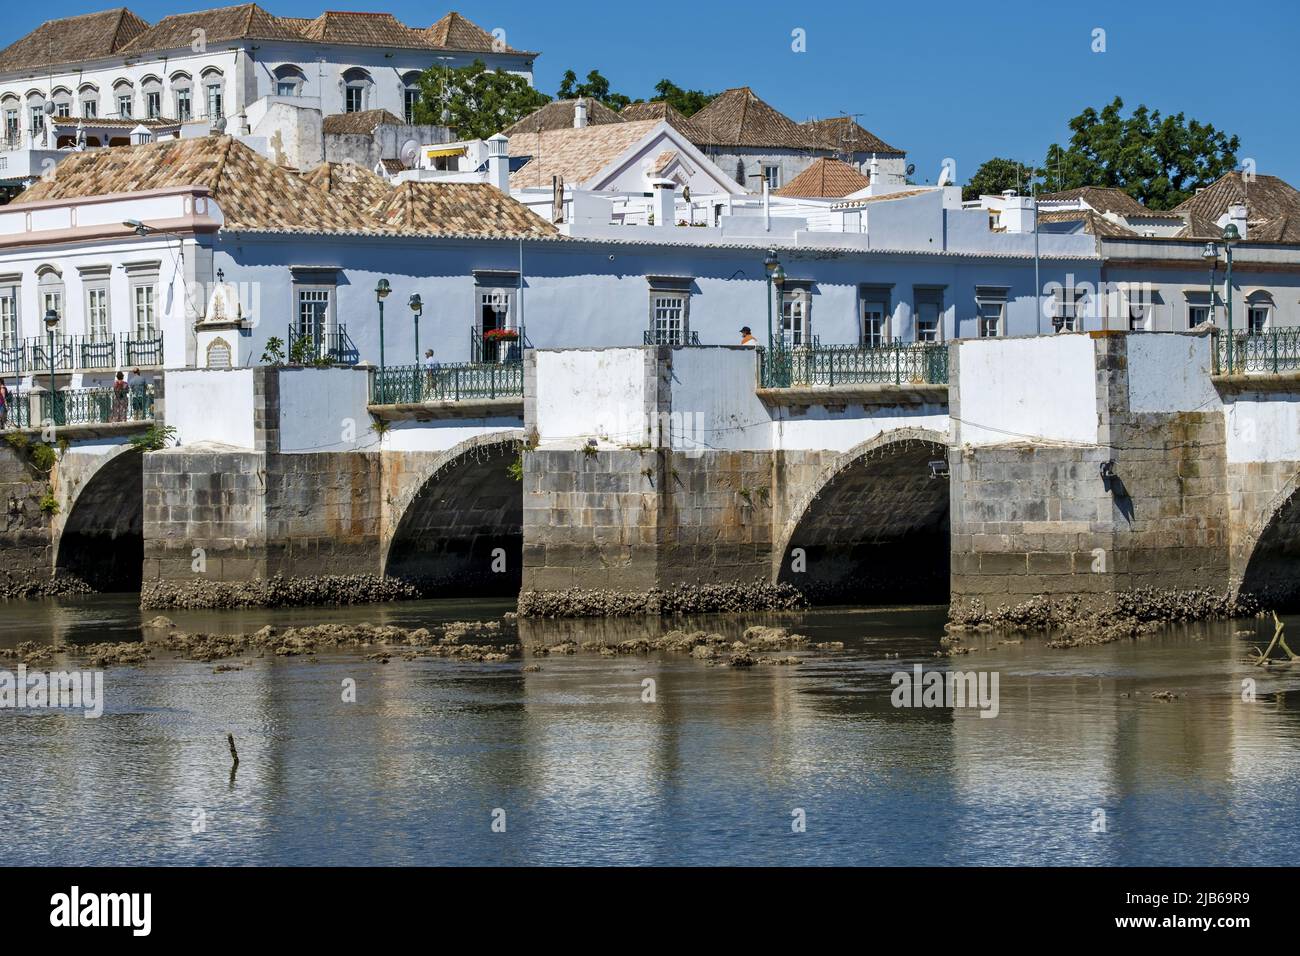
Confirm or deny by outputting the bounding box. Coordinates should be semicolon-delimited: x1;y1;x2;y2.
945;587;1263;650
517;581;807;619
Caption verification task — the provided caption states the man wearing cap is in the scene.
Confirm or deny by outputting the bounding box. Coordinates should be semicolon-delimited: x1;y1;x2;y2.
739;326;758;346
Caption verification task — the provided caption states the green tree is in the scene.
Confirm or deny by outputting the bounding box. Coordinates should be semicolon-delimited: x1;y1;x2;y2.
962;157;1045;201
1042;96;1239;209
556;69;630;111
647;79;717;117
414;59;551;140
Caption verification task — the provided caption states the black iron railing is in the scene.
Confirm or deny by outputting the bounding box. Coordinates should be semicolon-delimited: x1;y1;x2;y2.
0;385;28;429
25;335;76;372
471;324;526;364
39;385;154;426
122;333;163;367
1214;328;1300;376
288;323;358;366
760;340;949;388
643;329;701;346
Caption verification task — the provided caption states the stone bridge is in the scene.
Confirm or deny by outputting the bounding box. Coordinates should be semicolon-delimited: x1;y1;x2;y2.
13;334;1300;610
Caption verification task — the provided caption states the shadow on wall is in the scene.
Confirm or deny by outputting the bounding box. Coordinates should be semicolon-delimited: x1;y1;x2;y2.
779;440;950;605
56;449;144;592
1240;485;1300;609
385;441;522;597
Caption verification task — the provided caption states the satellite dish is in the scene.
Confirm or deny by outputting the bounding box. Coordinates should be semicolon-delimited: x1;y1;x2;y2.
399;139;419;168
213;116;227;134
43;100;56;115
905;163;916;177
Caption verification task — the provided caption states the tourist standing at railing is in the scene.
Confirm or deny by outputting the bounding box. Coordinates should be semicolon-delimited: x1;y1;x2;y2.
111;371;128;423
0;378;9;429
128;367;146;420
423;349;440;395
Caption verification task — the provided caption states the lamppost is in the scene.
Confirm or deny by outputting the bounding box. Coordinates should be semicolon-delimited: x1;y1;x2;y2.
409;293;423;364
43;308;60;426
1202;241;1217;326
1205;224;1241;371
375;278;391;401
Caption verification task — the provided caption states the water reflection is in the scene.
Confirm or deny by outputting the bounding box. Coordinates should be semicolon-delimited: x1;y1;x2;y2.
2;597;1299;864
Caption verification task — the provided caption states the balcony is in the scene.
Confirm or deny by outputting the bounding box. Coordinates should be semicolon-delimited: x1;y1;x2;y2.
760;339;949;388
643;329;701;346
1213;328;1300;376
372;362;524;406
0;334;164;375
288;324;358;366
470;324;526;364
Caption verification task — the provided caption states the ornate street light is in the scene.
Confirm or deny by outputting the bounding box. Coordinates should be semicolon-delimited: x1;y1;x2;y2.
375;278;391;401
43;308;60;426
409;292;423;365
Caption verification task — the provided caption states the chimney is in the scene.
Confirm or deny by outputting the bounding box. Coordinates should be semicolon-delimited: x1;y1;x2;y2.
129;124;154;146
487;133;510;193
651;177;675;227
1227;202;1248;240
573;97;588;129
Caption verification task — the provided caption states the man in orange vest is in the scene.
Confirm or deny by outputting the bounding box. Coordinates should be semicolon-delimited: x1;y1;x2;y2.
739;326;758;346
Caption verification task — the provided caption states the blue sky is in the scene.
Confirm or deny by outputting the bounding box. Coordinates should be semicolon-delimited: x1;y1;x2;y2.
15;0;1300;187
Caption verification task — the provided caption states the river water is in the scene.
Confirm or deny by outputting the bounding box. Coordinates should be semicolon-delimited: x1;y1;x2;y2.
2;595;1299;866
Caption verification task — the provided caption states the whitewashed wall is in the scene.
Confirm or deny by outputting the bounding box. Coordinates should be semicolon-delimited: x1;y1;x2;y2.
165;367;256;448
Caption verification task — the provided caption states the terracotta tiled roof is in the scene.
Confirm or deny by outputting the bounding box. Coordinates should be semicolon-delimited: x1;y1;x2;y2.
12;134;555;240
1036;186;1176;219
507;119;661;190
687;87;823;150
298;11;425;47
0;7;150;73
1036;209;1138;238
773;157;870;199
425;11;527;54
500;98;623;136
118;4;304;56
300;161;392;215
52;117;180;129
1172;171;1300;242
802;117;903;156
322;109;405;135
619;101;708;140
373;180;556;238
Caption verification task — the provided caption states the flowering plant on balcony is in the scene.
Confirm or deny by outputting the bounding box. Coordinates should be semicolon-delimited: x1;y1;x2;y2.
483;328;519;342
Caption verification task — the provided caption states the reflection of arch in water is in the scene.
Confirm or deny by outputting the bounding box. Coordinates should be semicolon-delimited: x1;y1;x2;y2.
385;433;523;596
775;428;950;604
54;447;144;591
1238;472;1300;607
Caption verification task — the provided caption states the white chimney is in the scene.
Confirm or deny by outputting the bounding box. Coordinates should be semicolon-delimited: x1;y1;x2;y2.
650;178;675;227
129;124;154;146
1227;202;1248;240
573;97;588;129
486;133;510;193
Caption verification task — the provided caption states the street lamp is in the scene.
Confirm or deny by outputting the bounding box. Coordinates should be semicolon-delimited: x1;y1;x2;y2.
1202;242;1217;326
375;278;391;401
43;308;60;426
408;293;423;364
1209;224;1241;371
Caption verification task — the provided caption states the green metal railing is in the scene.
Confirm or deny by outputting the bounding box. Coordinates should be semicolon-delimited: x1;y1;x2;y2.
372;362;524;405
1214;329;1300;375
760;341;949;388
1;386;29;429
39;385;154;426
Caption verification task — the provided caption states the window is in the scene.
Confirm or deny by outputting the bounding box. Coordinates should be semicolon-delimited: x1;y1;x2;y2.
1052;288;1084;332
345;85;364;113
29;105;43;133
651;293;687;345
42;291;63;331
133;285;156;338
86;287;110;340
780;289;810;347
404;87;419;124
117;94;132;118
55;101;70;118
206;84;222;119
914;288;944;343
1248;304;1270;335
477;286;517;362
860;289;891;348
82;98;97;118
0;287;18;348
3;109;17;144
975;287;1007;338
297;288;330;341
274;65;306;98
146;91;161;118
176;88;192;121
1187;304;1210;328
762;164;780;190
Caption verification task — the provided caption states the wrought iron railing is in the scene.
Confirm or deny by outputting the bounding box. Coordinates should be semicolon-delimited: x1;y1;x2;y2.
1214;328;1300;376
287;324;358;366
760;340;949;388
39;385;154;426
25;335;76;372
643;329;701;346
372;362;524;405
1;385;28;429
122;333;164;367
470;324;526;364
0;342;22;376
77;335;117;370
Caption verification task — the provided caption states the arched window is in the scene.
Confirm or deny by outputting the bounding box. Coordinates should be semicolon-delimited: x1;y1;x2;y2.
200;68;225;120
36;265;65;333
51;87;73;118
1247;291;1275;336
341;68;371;113
25;91;46;136
273;64;307;97
78;84;99;119
2;95;19;146
141;75;163;119
112;79;134;119
170;71;193;122
401;71;422;123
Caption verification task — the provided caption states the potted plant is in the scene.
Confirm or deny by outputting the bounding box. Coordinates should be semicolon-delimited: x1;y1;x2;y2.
483;328;519;342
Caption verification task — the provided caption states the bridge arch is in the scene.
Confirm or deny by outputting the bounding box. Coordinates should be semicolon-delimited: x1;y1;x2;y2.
53;444;145;591
775;426;950;603
1236;469;1300;606
383;431;524;595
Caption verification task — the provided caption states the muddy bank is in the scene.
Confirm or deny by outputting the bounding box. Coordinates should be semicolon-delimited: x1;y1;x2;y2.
517;581;807;619
140;574;422;610
946;587;1261;649
527;624;841;667
0;571;93;602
